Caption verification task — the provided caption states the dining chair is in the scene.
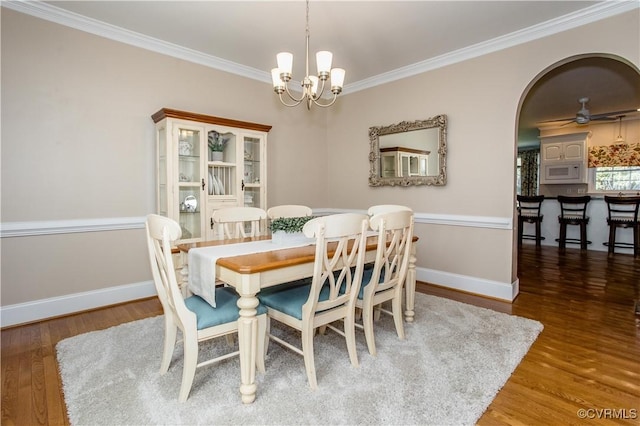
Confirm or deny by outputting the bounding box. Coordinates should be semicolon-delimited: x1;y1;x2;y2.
257;213;369;389
267;204;313;219
356;209;414;356
367;204;413;216
211;206;267;240
145;214;268;402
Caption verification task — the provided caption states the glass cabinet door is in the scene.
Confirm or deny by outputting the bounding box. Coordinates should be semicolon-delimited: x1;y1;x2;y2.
207;128;237;198
176;126;203;241
243;135;263;207
157;126;168;217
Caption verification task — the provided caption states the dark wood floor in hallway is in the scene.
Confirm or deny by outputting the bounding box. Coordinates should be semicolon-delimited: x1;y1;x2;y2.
2;244;639;425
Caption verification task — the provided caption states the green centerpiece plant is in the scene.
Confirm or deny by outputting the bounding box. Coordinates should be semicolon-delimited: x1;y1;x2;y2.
269;216;315;244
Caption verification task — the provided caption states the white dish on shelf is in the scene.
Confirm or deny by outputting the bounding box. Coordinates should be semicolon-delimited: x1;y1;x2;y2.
213;174;225;195
208;172;214;195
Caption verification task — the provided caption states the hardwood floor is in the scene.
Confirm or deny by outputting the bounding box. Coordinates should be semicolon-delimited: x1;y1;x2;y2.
2;244;639;425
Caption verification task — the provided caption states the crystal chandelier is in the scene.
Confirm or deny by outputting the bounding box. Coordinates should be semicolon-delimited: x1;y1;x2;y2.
270;0;345;109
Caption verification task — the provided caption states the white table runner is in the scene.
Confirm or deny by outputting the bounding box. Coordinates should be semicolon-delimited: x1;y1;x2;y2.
188;239;314;307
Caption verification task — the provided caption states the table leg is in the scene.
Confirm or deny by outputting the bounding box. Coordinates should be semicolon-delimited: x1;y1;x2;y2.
404;243;417;323
237;292;259;404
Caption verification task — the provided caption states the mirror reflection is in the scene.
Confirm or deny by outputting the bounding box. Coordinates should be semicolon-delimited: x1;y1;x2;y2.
369;115;447;186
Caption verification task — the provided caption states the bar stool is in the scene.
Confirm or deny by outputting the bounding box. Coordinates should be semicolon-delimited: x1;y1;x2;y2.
603;195;640;257
556;195;591;250
516;195;545;246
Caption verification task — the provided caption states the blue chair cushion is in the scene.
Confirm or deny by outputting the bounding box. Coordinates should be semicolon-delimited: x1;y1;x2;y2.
258;277;312;297
258;283;331;320
339;267;385;299
184;287;267;330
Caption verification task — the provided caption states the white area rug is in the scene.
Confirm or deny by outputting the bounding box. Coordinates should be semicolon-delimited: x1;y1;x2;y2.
57;294;543;425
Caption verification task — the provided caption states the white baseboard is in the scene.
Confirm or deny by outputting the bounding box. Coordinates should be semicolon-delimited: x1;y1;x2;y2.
0;280;157;328
1;268;518;328
416;267;519;302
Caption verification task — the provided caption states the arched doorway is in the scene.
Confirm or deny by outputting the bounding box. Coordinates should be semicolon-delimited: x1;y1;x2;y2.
513;54;640;278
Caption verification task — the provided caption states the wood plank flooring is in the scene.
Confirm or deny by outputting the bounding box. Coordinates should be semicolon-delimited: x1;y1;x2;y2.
2;244;639;425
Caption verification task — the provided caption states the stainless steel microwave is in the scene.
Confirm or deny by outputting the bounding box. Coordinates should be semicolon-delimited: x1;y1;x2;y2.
540;162;587;184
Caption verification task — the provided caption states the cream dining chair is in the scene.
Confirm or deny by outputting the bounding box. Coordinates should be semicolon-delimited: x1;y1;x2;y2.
145;214;268;402
257;213;369;389
267;204;313;219
367;204;413;216
211;206;267;239
355;209;414;356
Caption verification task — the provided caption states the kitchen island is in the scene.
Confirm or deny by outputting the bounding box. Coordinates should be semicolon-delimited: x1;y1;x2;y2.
519;196;637;255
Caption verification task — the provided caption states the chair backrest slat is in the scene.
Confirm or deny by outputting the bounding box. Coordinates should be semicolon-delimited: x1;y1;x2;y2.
604;196;640;223
517;195;544;217
557;195;590;220
145;214;193;328
301;213;369;321
212;206;267;239
367;204;412;216
267;205;313;219
367;210;414;296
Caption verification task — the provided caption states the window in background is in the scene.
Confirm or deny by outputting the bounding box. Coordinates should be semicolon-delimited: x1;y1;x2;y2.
592;166;640;192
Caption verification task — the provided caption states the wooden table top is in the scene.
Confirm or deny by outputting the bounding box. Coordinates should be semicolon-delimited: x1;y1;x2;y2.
177;235;416;275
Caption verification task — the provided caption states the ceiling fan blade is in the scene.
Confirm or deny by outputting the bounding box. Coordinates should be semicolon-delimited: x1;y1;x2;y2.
589;108;639;120
538;117;575;124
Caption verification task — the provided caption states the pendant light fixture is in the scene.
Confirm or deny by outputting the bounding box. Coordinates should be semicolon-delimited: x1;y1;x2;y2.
615;115;625;143
270;0;345;109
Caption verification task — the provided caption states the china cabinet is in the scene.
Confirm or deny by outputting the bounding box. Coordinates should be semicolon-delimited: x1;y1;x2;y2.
380;147;430;178
152;108;271;243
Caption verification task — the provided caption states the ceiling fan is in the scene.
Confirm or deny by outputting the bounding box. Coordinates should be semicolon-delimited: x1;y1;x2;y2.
541;97;638;126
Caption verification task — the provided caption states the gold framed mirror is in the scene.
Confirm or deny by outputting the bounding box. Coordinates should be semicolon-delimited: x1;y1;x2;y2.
368;115;447;186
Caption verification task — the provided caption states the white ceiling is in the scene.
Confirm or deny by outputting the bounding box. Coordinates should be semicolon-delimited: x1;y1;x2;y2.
6;1;640;146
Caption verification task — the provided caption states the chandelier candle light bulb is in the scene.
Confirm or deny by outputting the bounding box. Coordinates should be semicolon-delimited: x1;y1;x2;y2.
271;0;345;109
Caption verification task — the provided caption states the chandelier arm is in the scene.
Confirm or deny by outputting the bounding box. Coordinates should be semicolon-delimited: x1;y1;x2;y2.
312;79;327;100
283;83;306;104
311;93;339;108
278;92;304;108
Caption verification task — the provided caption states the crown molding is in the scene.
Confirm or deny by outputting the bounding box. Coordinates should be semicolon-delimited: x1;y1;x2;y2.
1;0;269;83
2;1;638;94
346;1;640;93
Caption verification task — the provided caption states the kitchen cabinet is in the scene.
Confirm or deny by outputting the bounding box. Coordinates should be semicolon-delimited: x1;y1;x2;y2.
539;132;590;184
540;132;590;162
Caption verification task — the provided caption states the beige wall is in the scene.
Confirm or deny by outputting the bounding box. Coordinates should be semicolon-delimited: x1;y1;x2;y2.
1;9;328;306
1;7;639;311
325;9;639;285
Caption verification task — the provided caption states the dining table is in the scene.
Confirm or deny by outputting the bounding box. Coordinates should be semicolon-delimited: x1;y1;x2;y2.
176;233;418;404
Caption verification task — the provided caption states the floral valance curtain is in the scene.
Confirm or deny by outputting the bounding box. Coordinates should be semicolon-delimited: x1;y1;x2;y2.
588;143;640;168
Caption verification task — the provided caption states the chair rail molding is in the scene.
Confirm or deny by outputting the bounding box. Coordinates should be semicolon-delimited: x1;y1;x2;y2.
313;208;512;230
0;211;511;239
0;216;146;238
